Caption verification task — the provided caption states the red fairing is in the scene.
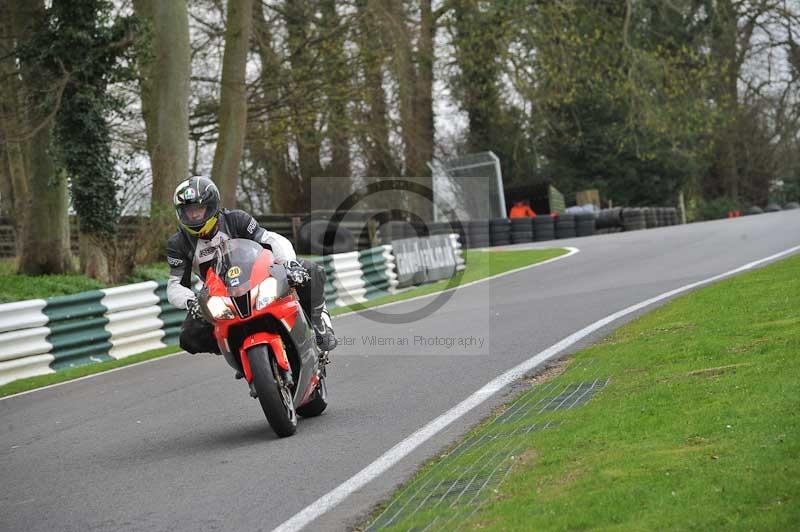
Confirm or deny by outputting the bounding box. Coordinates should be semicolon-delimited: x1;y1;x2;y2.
240;331;290;375
205;269;228;296
206;246;301;371
213;295;301;344
270;296;300;330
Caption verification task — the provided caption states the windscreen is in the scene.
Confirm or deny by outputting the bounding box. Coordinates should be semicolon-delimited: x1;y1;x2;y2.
211;239;270;297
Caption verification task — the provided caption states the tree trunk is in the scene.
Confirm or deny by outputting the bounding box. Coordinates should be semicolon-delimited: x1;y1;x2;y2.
18;128;72;274
3;0;71;273
320;0;351;179
707;0;766;204
285;0;323;198
252;0;301;213
383;1;434;220
0;0;30;254
79;233;110;283
133;0;190;261
416;0;435;177
0;143;13;220
452;0;502;153
0;99;28;255
212;0;254;208
412;0;435;220
385;1;420;178
356;0;397;177
132;0;190;212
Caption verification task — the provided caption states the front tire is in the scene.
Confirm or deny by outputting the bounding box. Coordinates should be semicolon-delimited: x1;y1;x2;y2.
248;345;297;437
297;375;328;418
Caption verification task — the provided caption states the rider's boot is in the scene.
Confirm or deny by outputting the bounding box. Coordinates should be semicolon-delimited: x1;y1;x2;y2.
311;306;337;353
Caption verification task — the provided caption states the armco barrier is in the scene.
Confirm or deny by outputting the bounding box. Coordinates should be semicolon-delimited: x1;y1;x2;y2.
101;282;166;360
358;245;398;300
0;300;53;385
0;285;175;385
325;251;368;308
0;238;460;386
449;234;466;271
319;245;400;308
44;291;113;371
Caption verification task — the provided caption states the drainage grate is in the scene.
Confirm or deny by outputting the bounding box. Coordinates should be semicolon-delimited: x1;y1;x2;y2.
538;379;610;413
366;361;608;531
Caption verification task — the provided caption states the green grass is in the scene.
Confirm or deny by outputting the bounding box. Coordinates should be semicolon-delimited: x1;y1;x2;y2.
0;259;106;303
366;254;800;531
125;262;171;283
0;248;566;398
331;248;566;316
0;258;171;303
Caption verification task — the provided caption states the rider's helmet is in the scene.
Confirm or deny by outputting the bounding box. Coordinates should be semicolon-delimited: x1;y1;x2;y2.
173;176;221;239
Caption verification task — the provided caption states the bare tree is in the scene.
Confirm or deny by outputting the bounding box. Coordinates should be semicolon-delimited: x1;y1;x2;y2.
0;0;72;274
132;0;191;213
355;0;399;178
212;0;253;208
320;0;351;179
251;0;304;213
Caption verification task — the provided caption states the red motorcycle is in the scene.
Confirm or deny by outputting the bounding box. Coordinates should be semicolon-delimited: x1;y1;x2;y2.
198;238;328;437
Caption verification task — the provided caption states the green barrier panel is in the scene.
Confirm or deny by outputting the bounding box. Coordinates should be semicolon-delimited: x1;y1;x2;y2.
44;291;112;370
359;247;392;298
324;281;338;308
155;281;185;346
45;291;107;322
361;269;390;298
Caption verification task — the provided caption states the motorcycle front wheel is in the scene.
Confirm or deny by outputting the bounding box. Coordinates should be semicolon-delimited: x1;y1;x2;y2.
297;374;328;418
247;345;297;437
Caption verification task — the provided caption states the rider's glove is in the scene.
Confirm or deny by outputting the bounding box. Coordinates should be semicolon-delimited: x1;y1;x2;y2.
186;297;204;321
285;259;310;288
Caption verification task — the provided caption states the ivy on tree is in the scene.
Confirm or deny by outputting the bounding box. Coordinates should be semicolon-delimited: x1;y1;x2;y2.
21;0;137;239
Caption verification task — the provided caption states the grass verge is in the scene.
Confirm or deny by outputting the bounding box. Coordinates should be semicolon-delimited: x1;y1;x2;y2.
365;254;800;531
0;346;181;399
331;248;567;316
0;258;170;303
0;248;567;398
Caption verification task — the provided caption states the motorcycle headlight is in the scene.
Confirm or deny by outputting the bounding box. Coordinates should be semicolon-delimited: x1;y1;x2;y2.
206;296;235;320
255;277;278;311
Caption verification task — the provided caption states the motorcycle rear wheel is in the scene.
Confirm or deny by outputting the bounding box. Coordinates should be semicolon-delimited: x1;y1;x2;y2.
248;345;297;437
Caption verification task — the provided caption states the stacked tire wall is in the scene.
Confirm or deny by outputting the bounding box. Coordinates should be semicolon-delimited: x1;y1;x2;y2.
534;215;555;242
511;218;533;243
455;204;683;249
490;218;511;246
555;214;577;239
466;220;491;248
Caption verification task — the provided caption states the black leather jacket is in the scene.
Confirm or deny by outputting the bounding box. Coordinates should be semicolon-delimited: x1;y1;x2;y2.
165;209;296;309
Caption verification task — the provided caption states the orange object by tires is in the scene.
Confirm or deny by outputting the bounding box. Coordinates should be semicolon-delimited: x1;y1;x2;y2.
509;203;536;218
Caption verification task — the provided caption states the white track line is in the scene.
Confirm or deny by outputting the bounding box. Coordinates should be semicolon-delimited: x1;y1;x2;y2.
0;247;578;401
273;244;800;532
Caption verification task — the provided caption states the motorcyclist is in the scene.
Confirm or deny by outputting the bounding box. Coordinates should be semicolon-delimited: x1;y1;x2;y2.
165;176;337;356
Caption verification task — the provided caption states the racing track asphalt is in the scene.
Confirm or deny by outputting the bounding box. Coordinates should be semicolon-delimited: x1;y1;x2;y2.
1;210;799;532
